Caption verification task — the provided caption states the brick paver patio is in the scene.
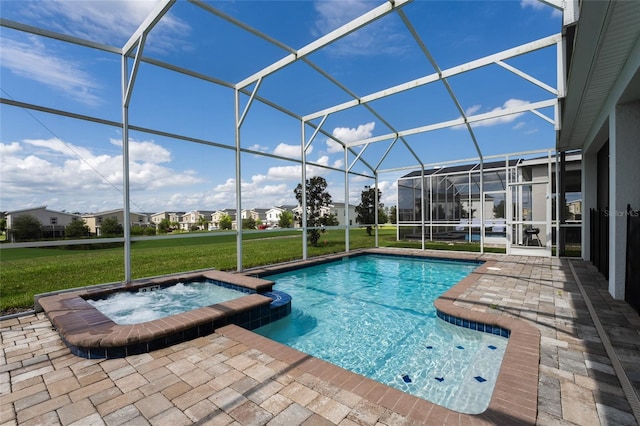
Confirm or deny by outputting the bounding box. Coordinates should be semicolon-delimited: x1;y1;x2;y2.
1;249;638;425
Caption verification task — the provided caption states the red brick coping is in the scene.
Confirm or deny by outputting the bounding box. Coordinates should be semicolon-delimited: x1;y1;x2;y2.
37;270;275;358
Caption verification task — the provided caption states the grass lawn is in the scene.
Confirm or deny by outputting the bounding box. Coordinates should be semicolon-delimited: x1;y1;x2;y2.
0;227;498;313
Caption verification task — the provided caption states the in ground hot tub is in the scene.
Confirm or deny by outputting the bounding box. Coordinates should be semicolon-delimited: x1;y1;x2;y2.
37;270;291;359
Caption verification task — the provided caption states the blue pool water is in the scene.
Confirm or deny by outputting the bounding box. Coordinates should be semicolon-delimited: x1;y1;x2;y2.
255;254;508;414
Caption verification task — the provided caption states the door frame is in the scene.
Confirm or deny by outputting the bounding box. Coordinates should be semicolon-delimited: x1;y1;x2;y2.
506;180;552;257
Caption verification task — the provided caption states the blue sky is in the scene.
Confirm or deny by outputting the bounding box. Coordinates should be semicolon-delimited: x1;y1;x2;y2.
0;0;562;214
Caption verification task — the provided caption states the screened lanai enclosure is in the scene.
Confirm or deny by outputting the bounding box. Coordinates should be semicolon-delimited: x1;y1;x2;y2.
1;0;581;290
397;151;583;256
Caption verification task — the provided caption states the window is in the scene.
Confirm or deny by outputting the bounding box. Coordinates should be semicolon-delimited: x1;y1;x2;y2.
50;217;57;225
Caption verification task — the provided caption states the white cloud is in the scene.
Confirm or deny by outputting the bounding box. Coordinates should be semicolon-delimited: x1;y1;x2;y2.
316;155;330;167
109;138;171;163
273;143;311;158
2;1;192;105
333;122;375;142
265;154;335;182
21;0;190;53
0;37;102;106
512;122;526;130
248;144;269;153
24;138;97;162
266;163;331;181
0;137;203;211
267;165;303;181
326;139;344;154
0;142;23;155
521;0;562;18
327;122;375;153
465;104;482;116
379;180;398;206
520;0;545;11
350;173;372;183
313;1;407;56
468;99;530;128
313;0;370;34
210;175;291;209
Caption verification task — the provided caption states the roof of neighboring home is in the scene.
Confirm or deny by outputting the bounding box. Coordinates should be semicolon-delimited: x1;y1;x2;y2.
7;206;80;217
400;159;520;179
82;209;146;218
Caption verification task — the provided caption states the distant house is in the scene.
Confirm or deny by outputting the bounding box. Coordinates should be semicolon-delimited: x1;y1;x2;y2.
6;206;81;240
150;211;184;226
567;199;582;221
291;204;331;227
265;205;296;227
179;210;215;231
211;209;237;229
82;209;150;236
241;208;269;222
291;203;357;227
328;203;357;227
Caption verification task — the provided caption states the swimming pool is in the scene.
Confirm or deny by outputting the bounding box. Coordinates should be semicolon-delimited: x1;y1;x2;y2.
255;254;508;414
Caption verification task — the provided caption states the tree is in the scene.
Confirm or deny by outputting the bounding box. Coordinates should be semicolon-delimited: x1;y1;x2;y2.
11;214;42;241
378;208;389;224
453;202;470;220
355;187;384;236
278;210;293;228
320;213;339;227
65;219;90;238
0;218;6;234
130;225;145;236
294;176;332;246
389;206;397;224
197;215;209;230
493;200;505;219
157;218;172;234
100;217;123;237
242;217;256;230
219;214;232;230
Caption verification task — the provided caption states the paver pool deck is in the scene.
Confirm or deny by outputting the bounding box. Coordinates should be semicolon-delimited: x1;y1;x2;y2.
1;248;639;425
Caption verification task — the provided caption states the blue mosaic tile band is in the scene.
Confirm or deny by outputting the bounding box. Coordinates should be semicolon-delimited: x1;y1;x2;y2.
262;290;292;308
436;310;511;338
